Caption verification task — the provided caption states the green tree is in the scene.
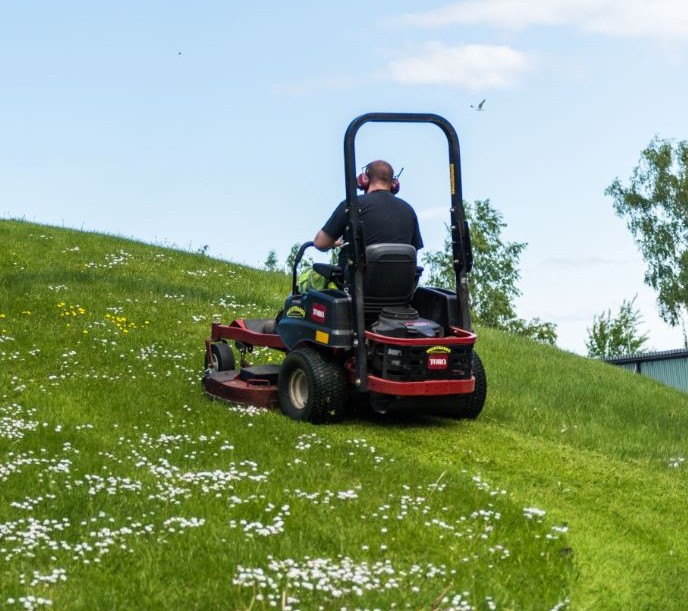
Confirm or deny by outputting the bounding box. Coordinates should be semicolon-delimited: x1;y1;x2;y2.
422;199;557;344
285;243;314;272
285;242;334;273
586;296;649;358
285;243;299;272
606;136;688;329
263;250;279;272
509;317;558;346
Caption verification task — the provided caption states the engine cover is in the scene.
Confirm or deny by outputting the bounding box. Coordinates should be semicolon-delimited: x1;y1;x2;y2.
371;306;443;338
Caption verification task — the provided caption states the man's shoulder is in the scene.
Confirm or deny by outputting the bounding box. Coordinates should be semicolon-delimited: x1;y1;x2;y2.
326;199;348;218
393;195;415;210
359;192;416;215
389;194;417;216
359;191;412;205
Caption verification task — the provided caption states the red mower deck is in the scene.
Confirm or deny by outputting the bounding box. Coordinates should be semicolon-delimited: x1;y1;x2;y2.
203;366;280;408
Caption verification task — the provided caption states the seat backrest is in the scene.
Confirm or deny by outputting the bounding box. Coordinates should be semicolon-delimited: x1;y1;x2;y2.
362;243;418;319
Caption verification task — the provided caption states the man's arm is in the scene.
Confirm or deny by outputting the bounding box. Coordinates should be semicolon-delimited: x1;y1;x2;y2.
316;200;347;251
314;229;337;251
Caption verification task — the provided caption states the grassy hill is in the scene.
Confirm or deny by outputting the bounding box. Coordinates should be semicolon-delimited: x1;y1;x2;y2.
1;218;687;610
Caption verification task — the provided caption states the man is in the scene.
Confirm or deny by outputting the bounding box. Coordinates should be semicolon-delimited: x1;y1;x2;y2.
297;160;423;292
314;159;423;269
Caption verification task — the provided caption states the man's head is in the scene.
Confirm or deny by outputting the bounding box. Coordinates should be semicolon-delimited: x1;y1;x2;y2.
358;160;400;194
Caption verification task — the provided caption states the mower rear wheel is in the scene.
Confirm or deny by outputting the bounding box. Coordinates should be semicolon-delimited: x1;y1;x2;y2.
440;351;487;419
278;347;347;423
205;342;236;372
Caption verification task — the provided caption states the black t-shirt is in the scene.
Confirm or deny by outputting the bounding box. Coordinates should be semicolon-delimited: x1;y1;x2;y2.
321;190;423;266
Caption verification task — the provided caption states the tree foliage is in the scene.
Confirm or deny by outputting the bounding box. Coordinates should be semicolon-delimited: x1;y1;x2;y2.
422;199;557;345
606;136;688;327
586;296;649;358
263;250;279;272
285;243;317;273
285;244;300;272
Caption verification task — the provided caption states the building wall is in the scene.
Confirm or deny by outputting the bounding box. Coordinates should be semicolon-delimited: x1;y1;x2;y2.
638;358;688;393
608;351;688;393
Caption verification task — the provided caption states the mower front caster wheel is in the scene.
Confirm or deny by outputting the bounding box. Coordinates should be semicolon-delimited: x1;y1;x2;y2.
205;342;236;372
278;347;347;423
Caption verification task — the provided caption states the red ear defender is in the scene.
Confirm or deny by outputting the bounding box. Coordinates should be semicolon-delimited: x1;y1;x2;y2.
358;164;401;193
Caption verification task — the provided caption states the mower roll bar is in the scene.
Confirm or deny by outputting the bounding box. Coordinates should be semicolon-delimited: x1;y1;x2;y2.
343;112;473;392
290;240;314;295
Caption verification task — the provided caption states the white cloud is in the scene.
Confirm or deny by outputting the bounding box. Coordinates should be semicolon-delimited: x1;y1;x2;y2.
401;0;688;40
388;42;533;89
585;0;688;39
401;0;586;29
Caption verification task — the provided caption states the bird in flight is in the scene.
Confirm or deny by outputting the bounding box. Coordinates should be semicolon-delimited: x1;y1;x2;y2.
471;99;486;111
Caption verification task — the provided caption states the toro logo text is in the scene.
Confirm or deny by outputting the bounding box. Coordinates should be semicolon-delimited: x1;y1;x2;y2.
310;303;327;323
426;346;450;370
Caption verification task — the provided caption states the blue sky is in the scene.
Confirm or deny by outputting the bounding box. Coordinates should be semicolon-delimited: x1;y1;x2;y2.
2;0;688;354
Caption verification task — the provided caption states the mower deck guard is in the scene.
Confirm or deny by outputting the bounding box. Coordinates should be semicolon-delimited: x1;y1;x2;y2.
203;366;281;408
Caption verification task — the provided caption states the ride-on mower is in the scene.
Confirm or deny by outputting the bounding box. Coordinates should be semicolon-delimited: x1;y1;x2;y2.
202;112;487;422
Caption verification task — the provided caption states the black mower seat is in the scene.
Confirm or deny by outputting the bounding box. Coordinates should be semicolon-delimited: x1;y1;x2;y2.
362;243;419;321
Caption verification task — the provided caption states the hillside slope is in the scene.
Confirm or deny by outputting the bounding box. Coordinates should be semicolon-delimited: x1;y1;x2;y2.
1;219;687;610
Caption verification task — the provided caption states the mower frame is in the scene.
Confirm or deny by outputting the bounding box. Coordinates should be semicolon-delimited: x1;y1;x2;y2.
342;113;473;391
203;112;484;419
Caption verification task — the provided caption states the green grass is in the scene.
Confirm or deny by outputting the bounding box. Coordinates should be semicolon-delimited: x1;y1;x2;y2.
1;218;687;610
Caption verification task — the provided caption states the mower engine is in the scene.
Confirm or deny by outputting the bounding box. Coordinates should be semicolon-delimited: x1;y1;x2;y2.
368;306;474;383
370;306;442;338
